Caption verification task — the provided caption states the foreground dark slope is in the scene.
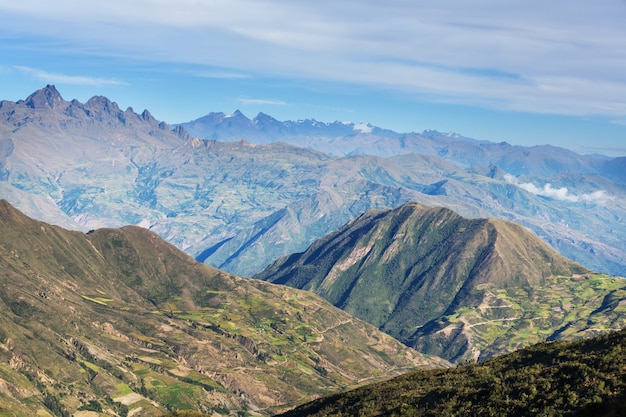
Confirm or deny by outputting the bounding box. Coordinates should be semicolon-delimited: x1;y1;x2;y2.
278;328;626;417
256;202;626;363
0;200;445;416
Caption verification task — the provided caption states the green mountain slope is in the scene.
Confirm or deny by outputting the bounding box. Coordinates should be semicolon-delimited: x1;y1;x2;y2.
0;200;446;416
256;202;626;363
277;328;626;417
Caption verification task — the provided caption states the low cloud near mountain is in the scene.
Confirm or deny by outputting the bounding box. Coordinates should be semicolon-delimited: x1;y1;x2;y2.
504;174;613;204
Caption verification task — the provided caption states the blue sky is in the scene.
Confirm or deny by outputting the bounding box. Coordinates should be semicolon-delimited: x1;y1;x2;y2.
1;0;626;156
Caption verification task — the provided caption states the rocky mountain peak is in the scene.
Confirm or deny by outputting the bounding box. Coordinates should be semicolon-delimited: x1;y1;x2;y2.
23;84;65;109
85;95;120;114
141;109;158;124
229;109;247;119
254;112;279;124
0;199;19;220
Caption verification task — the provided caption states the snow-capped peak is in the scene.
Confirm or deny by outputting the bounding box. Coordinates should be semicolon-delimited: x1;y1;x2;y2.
353;123;373;133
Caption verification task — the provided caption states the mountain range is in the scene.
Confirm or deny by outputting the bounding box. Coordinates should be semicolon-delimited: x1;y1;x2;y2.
1;86;624;280
179;109;626;277
1;85;625;417
0;200;444;416
256;202;626;363
179;109;621;177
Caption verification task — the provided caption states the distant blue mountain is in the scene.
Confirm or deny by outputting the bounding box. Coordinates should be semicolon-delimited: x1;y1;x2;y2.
179;112;616;179
2;86;625;278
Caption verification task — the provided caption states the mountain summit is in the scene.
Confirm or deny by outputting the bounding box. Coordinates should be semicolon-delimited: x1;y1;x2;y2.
256;202;626;363
23;84;65;109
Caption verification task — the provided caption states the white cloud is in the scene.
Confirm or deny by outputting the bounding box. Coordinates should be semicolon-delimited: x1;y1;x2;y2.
2;1;626;118
574;144;626;157
15;66;127;86
240;98;287;106
195;71;251;79
353;123;373;133
504;174;614;204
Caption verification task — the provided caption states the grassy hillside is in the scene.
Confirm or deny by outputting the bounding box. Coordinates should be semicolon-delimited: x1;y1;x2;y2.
257;202;626;363
0;200;445;416
278;328;626;417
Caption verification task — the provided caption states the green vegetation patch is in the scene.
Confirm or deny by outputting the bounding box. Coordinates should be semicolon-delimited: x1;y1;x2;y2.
115;382;134;397
128;333;166;347
80;359;101;372
81;294;114;306
152;380;201;411
418;273;626;362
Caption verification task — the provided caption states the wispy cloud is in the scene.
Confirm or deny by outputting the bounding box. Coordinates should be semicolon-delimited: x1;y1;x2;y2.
240;98;287;106
193;70;251;79
504;174;614;205
3;1;626;118
15;66;127;86
610;119;626;127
